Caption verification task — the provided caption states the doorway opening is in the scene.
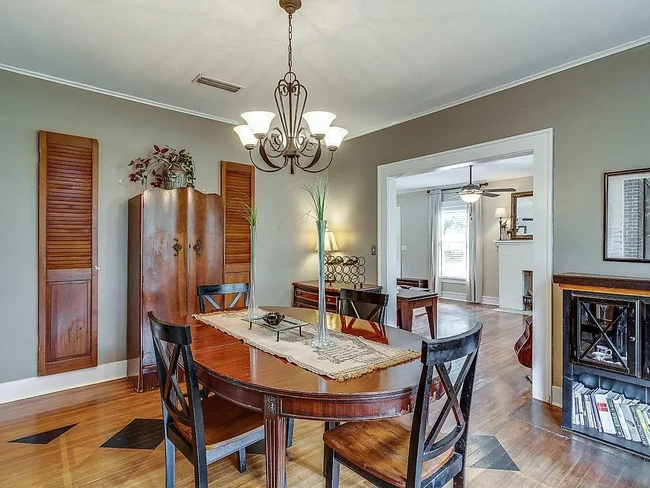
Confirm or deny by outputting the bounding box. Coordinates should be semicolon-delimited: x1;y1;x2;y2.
377;129;554;404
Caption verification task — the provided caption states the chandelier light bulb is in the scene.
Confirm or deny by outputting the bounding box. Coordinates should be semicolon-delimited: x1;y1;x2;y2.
241;111;276;138
324;127;348;150
303;111;336;139
234;125;258;150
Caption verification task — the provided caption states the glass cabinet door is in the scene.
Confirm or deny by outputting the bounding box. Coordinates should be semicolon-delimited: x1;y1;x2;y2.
574;295;638;375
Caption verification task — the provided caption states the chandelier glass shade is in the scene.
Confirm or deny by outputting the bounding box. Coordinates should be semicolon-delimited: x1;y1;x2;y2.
234;0;348;174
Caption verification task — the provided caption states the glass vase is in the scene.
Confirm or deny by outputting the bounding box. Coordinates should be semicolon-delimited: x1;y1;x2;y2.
247;226;262;320
311;220;330;348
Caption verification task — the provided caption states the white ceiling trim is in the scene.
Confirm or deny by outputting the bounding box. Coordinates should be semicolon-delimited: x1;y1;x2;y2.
1;34;649;138
347;35;650;140
0;63;240;126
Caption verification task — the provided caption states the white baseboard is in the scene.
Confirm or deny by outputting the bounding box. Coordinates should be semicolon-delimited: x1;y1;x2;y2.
440;291;499;306
481;295;499;306
0;360;127;405
441;291;467;302
551;385;562;407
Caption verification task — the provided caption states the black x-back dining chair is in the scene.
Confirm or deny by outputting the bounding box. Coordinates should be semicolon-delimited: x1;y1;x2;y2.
338;288;389;324
148;312;264;488
197;283;249;313
323;322;483;488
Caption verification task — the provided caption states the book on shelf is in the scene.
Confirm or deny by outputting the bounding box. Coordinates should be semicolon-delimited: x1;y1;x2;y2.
572;381;650;449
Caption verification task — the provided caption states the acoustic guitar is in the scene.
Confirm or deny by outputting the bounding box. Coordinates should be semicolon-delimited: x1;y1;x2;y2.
514;315;533;369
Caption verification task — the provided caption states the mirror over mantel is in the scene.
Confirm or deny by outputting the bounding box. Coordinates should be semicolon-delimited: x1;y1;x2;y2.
604;167;650;262
511;191;533;240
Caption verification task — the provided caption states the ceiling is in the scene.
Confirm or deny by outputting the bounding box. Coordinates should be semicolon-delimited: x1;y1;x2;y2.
396;154;533;193
1;1;649;138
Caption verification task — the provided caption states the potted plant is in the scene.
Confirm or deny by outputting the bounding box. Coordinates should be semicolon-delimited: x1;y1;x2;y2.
128;145;195;189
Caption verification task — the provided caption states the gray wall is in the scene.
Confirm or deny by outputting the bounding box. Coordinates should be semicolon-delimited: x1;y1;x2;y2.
0;70;319;384
397;176;532;299
329;44;650;385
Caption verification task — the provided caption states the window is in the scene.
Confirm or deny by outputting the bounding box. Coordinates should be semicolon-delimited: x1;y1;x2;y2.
440;206;468;280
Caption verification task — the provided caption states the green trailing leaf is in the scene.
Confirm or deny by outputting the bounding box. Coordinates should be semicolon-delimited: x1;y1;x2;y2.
301;177;328;222
242;202;258;227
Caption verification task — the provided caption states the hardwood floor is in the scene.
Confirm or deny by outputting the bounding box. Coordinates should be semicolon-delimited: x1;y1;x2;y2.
1;300;649;487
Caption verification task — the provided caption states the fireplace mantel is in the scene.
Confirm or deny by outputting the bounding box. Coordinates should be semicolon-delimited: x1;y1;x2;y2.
496;240;534;311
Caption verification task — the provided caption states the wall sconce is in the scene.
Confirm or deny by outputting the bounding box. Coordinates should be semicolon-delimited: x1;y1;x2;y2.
494;207;508;240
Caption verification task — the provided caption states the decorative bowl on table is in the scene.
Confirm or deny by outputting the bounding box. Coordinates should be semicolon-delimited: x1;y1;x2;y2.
262;312;285;326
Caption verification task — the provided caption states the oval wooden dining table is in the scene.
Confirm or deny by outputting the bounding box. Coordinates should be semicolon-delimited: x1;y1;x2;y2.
169;306;443;488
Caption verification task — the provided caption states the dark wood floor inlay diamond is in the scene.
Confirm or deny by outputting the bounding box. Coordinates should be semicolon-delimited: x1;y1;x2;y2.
9;423;77;445
101;419;164;450
468;435;519;471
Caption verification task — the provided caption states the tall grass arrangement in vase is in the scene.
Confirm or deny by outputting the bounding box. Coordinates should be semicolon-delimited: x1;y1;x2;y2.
301;178;330;348
241;201;262;321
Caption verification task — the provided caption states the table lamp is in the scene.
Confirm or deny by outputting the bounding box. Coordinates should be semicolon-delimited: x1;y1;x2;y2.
315;229;340;252
495;207;508;240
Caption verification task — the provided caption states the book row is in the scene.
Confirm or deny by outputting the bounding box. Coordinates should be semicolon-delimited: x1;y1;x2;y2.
572;382;650;446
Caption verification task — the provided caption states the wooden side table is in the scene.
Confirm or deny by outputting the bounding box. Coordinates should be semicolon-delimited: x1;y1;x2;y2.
292;281;383;313
396;289;438;338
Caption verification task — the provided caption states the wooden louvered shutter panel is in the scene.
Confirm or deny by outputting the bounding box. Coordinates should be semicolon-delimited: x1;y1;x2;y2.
221;161;255;308
38;131;98;376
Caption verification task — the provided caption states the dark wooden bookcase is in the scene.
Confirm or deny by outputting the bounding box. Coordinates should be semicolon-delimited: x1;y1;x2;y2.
556;273;650;459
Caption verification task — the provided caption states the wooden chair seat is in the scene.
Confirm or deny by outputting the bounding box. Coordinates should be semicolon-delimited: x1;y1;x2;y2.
175;395;263;454
323;415;454;488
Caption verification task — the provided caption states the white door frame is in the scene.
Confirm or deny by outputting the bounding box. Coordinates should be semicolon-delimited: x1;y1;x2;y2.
377;128;554;404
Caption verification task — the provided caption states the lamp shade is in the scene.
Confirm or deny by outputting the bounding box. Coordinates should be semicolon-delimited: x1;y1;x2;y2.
325;127;348;150
303;111;336;138
494;207;508;219
241;111;276;138
234;125;258;150
315;230;340;252
460;191;481;203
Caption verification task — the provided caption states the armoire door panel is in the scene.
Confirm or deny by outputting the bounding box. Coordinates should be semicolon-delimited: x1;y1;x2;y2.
187;190;225;314
38;131;98;376
141;189;188;370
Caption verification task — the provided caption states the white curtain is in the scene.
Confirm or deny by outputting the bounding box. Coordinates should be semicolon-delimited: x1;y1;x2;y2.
428;191;443;295
466;198;483;303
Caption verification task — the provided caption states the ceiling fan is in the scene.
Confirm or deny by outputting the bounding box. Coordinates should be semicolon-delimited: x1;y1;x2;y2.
451;165;517;203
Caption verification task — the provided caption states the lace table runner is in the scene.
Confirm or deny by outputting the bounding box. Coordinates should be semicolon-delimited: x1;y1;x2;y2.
193;310;420;381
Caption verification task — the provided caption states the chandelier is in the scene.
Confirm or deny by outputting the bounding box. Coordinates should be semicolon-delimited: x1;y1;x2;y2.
233;0;348;174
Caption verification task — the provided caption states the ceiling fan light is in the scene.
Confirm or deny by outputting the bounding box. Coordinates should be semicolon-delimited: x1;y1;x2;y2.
303;111;336;138
241;111;276;138
234;125;258;150
460;191;481;203
325;127;348;150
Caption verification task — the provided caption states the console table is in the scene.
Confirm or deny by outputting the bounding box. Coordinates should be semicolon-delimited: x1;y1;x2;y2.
292;281;382;313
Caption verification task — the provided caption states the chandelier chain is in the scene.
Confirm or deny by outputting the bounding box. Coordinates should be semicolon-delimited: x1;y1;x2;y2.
288;14;293;73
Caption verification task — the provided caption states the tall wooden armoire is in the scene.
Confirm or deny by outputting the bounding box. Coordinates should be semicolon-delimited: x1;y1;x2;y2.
127;188;224;392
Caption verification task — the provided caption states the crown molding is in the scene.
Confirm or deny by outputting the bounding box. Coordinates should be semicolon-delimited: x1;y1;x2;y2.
347;35;650;140
0;63;240;126
2;34;649;139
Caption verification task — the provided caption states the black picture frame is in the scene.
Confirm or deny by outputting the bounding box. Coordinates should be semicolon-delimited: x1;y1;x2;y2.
604;167;650;263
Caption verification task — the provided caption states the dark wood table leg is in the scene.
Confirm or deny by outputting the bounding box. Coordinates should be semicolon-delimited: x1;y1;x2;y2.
264;408;288;488
425;298;438;338
400;303;413;332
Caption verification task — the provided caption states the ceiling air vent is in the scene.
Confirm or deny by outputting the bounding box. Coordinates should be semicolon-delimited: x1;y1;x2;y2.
192;74;243;94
